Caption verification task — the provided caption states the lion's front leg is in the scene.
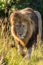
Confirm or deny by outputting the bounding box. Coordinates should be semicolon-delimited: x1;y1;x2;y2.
14;39;24;55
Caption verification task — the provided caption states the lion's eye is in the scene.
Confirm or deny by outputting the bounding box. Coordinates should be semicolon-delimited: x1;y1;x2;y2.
3;22;6;25
23;25;25;27
22;23;26;28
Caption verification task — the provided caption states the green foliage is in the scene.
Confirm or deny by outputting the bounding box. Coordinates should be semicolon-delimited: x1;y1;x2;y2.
0;0;43;13
0;0;43;21
4;48;23;65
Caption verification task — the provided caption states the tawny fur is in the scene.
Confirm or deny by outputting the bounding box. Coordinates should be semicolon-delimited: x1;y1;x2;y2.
10;8;42;58
34;11;42;43
10;8;42;48
10;10;35;47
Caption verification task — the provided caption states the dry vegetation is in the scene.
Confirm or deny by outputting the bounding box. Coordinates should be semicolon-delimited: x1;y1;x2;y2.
0;28;43;65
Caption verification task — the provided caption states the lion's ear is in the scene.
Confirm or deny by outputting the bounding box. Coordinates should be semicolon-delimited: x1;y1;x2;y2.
14;12;22;19
14;12;20;17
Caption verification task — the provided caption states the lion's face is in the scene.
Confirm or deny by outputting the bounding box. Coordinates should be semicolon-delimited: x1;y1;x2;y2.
10;11;29;39
10;9;38;47
10;11;32;41
15;21;27;39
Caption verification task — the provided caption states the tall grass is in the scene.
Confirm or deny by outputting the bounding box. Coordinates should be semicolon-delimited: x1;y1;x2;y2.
0;29;43;65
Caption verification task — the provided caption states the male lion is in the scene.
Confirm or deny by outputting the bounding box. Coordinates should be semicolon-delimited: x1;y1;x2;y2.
10;8;42;59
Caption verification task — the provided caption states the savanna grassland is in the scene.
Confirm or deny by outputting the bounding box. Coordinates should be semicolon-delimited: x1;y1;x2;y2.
0;30;43;65
0;0;43;65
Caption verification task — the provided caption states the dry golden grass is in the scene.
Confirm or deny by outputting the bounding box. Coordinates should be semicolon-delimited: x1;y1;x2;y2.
0;29;43;65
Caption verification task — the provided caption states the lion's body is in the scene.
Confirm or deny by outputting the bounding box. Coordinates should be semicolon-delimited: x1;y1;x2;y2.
10;8;42;48
10;8;42;58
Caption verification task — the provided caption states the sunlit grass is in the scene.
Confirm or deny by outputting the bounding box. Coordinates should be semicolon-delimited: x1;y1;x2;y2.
0;30;43;65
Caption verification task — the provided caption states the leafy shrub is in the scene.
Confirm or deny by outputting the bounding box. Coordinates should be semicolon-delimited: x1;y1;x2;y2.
0;0;43;14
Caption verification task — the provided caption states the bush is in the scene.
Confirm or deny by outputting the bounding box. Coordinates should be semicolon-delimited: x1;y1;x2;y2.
0;0;43;14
